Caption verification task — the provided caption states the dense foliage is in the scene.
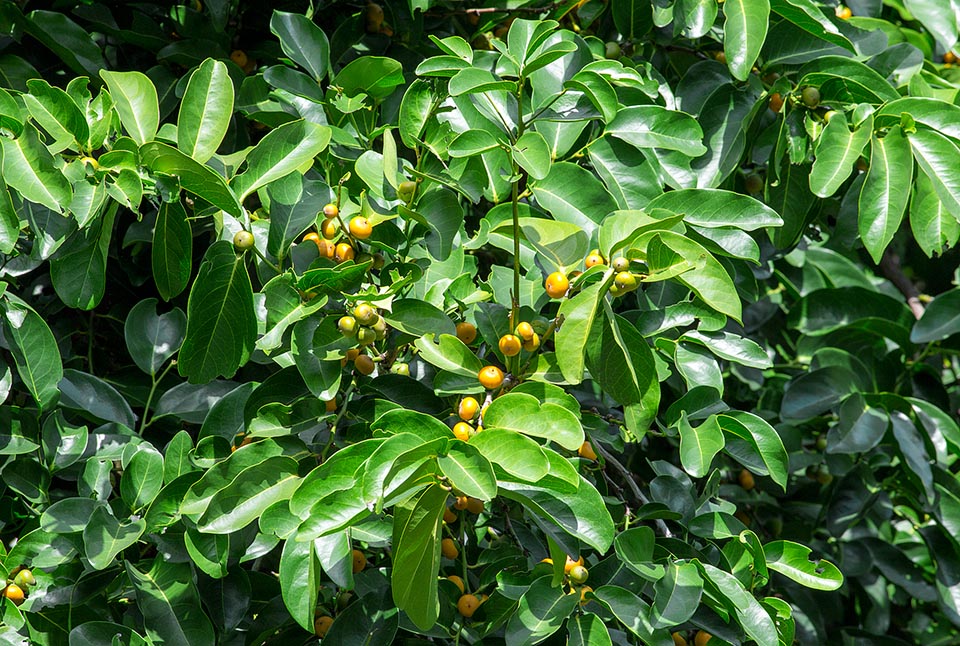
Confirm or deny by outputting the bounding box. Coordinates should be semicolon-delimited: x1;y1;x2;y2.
1;0;960;644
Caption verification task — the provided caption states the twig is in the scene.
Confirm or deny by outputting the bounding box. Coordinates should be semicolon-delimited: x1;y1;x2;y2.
593;440;673;538
880;248;924;319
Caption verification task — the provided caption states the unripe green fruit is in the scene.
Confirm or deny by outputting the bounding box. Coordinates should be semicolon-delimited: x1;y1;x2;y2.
372;317;387;340
233;230;254;251
354;304;378;326
391;362;410;376
745;173;763;194
568;564;589;584
357;327;377;346
13;569;35;588
612;257;630;272
398;180;417;201
604;41;621;59
338;316;358;336
801;86;820;108
614;271;637;292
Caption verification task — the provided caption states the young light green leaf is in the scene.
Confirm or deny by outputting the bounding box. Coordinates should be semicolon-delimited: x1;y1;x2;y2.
178;58;234;163
230;120;331;201
763;540;844;590
100;70;159;145
810;113;871;198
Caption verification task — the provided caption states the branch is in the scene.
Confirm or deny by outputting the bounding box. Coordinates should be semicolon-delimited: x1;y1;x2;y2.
593;441;673;538
880;249;924;320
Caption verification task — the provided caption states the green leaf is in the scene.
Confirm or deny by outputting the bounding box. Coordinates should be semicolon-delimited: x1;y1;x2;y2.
198;456;301;534
334;56;404;100
614;526;661;581
770;0;855;50
178;241;257;384
391;483;446;631
1;123;72;212
140;142;243;218
858;126;912;264
483;392;583;450
414;334;484;378
120;444;164;511
178;58;234;163
910;170;958;258
126;558;216;645
384;299;457;338
809;113;871;198
69;623;149;646
556;281;606;384
531;162;618;239
568;613;613;646
513;131;552;181
908;127;960;216
467;428;550;483
646;188;782;231
505;575;579;646
912;287;960;343
24;78;89;150
83;505;146;570
518;218;589;271
163;431;195;485
100;70;159;145
678;413;724;478
592;586;672;643
651;561;703;627
437;442;497;500
564;71;618;124
799;56;899;104
607;106;707;157
717;411;789;490
722;0;770;81
415;187;465;261
59;368;137;427
1;298;63;410
152;200;193;300
49;204;116;310
270;11;330;82
230;119;331;202
696;561;777;646
399;79;434;149
763;540;843;591
279;537;321;632
24;10;108;77
610;0;653;40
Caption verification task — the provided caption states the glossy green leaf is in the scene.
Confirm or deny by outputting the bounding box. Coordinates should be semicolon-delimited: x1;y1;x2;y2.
467;428;550;483
610;0;653;40
178;58;234;163
334;56;404;100
178;241;257;384
24;78;89;150
198;456;301;533
69;623;149;646
126;558;216;645
100;70;159;144
592;586;672;643
399;79;434;149
279;537;321;632
437;442;497;501
763;540;843;590
1;123;72;212
83;505;146;570
140;142;243;218
59;369;137;427
152;200;193;300
810;113;871;198
414;334;484;378
505;575;578;646
391;483;446;631
909;127;960;217
696;561;777;646
531;162;618;238
24;10;108;77
651;561;703;627
568;613;613;646
912;287;960;343
718;411;789;489
120;444;164;511
483;392;583;450
723;0;770;80
1;298;63;410
384;299;457;338
556;281;606;384
270;11;330;82
513;131;552;180
230;120;331;201
910;170;958;258
49;204;116;310
678;413;724;478
607;106;707;157
859;126;912;264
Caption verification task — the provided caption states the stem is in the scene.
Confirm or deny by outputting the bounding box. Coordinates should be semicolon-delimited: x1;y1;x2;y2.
138;361;176;435
593;440;673;538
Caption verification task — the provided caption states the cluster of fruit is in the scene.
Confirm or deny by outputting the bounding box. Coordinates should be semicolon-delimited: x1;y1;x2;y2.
498;321;541;357
301;202;373;263
338;303;388;376
3;567;35;606
439;497;490;618
310;548;369;637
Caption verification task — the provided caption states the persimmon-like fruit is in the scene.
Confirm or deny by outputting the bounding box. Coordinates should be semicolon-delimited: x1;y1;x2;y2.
443;507;457;523
614;271;637;292
568;564;589;584
769;92;784;113
457;593;480;617
612;257;630;272
458;397;480;421
323;203;339;218
465;497;484;514
584;250;605;268
579;441;597;461
564;555;584;574
453;422;473;441
349;216;372;239
391;362;409;376
325;398;337;413
447;575;465;594
695;630;713;646
578;585;593;606
354;354;375;375
745;173;763;194
338;316;357;336
801;86;821;108
673;633;689;646
499;334;522;357
353;304;378;325
335;243;355;262
739;468;756;491
522;333;540;352
317;239;335;259
946;51;958;64
230;50;248;67
515;322;535;341
441;538;459;559
3;583;24;606
356;327;376;347
314;615;333;637
456;321;477;344
604;41;621;59
398;180;417;201
321;218;338;239
13;569;35;588
454;495;469;510
836;5;852;18
478;366;504;390
545;272;569;298
352;549;367;573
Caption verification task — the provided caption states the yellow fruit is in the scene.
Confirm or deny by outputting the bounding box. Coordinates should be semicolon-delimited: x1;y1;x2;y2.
564;555;584;574
349;216;373;239
672;633;688;646
478;366;504;390
584;250;605;268
335;243;355;263
738;469;756;491
695;630;713;646
457;593;480;617
314;615;334;637
578;441;597;461
568;564;589;584
612;257;630;272
3;583;24;606
443;507;457;524
447;574;465;594
453;422;473;441
230;50;248;68
545;272;569;298
353;304;378;325
578;585;593;606
458;397;479;421
465;497;484;514
515;322;535;341
499;334;522;357
352;549;367;573
321;218;339;239
454;495;469;510
323;203;339;218
456;321;477;344
521;333;540;352
441;538;459;559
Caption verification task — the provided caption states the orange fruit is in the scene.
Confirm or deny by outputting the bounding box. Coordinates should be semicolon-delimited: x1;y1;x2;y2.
465;497;484;514
441;538;459;559
673;633;688;646
578;585;593;606
515;322;535;341
457;593;480;617
521;333;540;352
354;354;375;375
946;51;958;64
769;92;784;113
323;203;339;218
584;251;605;268
458;397;479;421
314;615;333;637
303;231;321;245
443;507;457;523
578;441;597;461
456;321;477;344
454;495;469;510
349;216;373;239
321;218;338;239
564;555;583;573
318;239;335;259
695;630;713;646
738;469;755;491
499;334;522;357
352;549;367;573
836;5;852;18
478;366;504;390
447;574;465;594
335;243;355;262
3;583;24;606
544;272;569;298
325;398;337;413
230;49;248;67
